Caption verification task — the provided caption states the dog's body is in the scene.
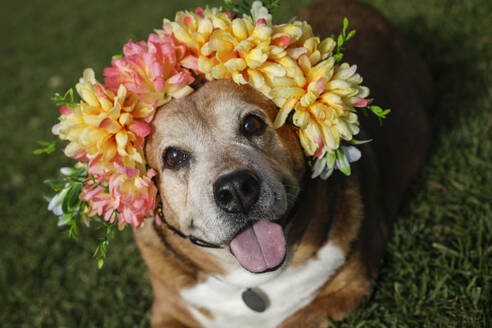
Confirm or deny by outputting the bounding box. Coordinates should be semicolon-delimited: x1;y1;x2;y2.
135;1;431;327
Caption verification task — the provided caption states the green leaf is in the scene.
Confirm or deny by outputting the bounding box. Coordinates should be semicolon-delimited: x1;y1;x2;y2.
334;53;344;63
58;213;73;226
327;152;336;168
68;183;83;209
343;17;349;37
266;0;281;11
369;105;383;116
92;223;116;269
112;54;123;60
93;245;101;258
287;15;298;24
44;179;67;191
68;221;79;240
62;183;83;213
337;34;345;49
97;258;104;269
33;140;57;155
61;166;88;179
336;149;351;176
51;88;77;108
368;105;391;119
61;191;70;214
346;29;356;41
349;138;372;145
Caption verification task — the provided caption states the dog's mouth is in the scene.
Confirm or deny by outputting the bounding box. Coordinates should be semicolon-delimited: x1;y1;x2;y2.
229;219;286;273
228;191;301;274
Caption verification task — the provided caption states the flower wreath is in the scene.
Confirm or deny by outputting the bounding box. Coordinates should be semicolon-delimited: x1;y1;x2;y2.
37;0;389;266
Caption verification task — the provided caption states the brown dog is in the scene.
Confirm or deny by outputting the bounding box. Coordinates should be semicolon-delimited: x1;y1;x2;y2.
135;0;431;327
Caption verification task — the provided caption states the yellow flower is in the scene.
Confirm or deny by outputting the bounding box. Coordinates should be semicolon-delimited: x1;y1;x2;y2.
54;68;152;175
272;56;367;155
162;8;369;157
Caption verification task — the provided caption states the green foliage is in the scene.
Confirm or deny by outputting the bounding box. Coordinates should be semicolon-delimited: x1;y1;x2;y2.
33;140;58;155
348;138;372;145
45;164;88;240
286;15;298;24
368;105;391;119
93;224;115;269
51;88;77;108
326;151;336;168
224;0;281;18
44;162;117;267
356;98;391;124
334;17;357;63
360;104;392;124
335;148;351;176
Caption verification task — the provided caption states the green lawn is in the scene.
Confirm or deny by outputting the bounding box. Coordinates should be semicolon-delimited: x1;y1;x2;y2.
1;0;490;327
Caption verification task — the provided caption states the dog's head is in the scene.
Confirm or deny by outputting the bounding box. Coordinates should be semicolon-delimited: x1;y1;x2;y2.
145;79;305;273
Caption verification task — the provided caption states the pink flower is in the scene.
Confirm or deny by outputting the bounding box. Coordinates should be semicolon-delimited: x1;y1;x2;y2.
58;105;74;115
256;18;267;25
195;7;205;17
313;136;325;158
71;150;89;162
81;168;158;228
104;33;195;108
129;121;151;138
353;97;370;108
114;161;139;179
109;169;158;228
81;173;116;222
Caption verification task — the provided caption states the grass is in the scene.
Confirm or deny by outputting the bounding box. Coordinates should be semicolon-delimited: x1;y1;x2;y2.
0;0;490;327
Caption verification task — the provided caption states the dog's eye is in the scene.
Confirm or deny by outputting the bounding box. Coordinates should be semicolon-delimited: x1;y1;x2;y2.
241;114;265;137
163;147;189;169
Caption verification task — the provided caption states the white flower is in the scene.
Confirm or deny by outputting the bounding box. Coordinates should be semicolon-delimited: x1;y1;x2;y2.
60;167;78;176
312;151;336;180
47;184;70;218
250;1;272;25
311;144;364;180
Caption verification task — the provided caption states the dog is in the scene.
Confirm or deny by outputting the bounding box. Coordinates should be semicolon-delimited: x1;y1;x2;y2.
135;0;431;327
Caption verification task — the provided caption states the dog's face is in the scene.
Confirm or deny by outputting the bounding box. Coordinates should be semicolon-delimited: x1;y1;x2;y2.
145;80;305;273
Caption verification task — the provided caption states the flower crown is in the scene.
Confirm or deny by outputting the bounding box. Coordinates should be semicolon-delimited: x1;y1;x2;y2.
38;0;389;266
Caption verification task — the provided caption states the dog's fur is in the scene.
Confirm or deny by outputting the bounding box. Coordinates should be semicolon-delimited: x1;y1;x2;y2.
135;1;431;327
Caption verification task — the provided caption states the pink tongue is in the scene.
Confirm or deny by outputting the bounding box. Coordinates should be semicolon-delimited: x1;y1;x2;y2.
230;220;286;273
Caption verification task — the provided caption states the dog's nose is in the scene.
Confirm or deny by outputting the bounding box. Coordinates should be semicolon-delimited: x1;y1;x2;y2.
213;170;260;214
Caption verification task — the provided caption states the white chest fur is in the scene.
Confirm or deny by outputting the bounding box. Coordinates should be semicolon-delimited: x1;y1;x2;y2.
180;242;345;328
